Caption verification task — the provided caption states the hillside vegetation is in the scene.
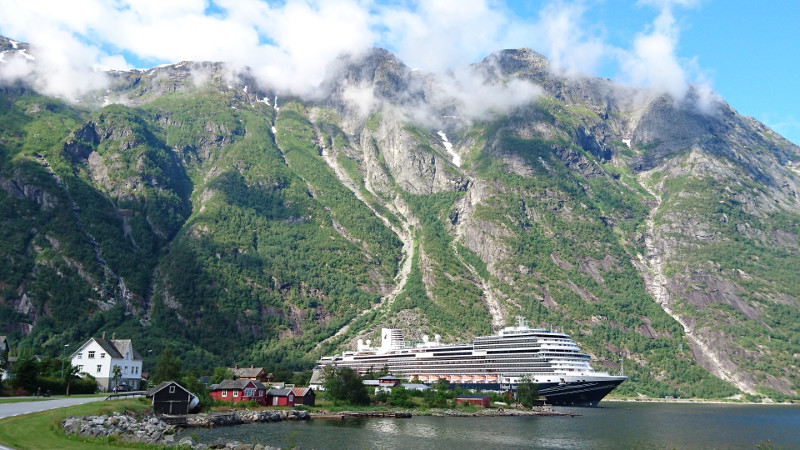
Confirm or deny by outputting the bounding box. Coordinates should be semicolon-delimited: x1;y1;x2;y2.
1;46;799;401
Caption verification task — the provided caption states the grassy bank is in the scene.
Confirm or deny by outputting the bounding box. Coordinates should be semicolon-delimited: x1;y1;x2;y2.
0;399;160;449
0;394;109;404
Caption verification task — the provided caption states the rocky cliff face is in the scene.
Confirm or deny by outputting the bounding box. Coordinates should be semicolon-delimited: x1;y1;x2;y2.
1;38;799;399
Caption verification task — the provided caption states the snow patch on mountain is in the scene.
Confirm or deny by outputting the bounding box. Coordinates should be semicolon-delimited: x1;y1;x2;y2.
437;131;461;167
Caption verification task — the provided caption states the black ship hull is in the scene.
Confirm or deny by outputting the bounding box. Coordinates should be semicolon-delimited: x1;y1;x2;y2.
456;377;626;407
536;378;626;406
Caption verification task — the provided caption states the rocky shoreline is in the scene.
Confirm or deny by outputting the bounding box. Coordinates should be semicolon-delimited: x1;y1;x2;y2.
61;409;310;449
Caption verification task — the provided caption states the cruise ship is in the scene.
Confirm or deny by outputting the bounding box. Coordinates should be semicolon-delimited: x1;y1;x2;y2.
318;318;627;406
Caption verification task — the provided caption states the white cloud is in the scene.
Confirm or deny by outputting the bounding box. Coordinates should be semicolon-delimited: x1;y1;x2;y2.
533;1;607;75
618;6;688;99
0;0;719;111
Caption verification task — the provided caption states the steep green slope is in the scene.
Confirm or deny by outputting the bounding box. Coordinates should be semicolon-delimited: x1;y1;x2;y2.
1;48;799;400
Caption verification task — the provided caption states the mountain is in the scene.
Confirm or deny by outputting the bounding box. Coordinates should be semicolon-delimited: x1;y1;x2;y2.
1;36;799;400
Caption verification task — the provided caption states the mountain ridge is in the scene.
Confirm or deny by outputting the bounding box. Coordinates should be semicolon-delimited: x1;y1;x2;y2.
1;35;799;400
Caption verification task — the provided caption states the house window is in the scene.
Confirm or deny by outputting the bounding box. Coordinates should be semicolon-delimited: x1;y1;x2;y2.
258;389;263;396
126;352;130;360
233;391;239;397
88;351;95;359
169;385;176;394
124;366;128;373
222;390;227;397
78;365;83;372
100;353;105;359
244;388;255;397
97;365;102;373
77;353;82;359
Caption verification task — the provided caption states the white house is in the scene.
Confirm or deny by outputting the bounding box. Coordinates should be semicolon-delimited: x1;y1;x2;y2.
70;332;143;391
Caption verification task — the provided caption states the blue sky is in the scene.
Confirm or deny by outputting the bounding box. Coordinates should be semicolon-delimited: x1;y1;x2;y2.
0;0;797;145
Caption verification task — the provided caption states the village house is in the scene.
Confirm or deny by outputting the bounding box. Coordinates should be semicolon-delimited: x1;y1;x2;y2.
266;388;295;406
456;395;491;408
146;381;197;415
290;387;316;406
70;332;142;391
230;364;272;383
364;375;401;393
309;370;325;390
209;379;267;405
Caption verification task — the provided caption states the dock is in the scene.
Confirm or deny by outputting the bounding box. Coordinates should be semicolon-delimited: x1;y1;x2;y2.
342;411;412;419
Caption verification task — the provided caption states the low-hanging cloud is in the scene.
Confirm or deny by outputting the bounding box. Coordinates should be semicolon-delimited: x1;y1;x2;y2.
0;0;718;113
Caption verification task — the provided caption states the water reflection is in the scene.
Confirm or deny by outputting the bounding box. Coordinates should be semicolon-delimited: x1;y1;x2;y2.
187;403;800;450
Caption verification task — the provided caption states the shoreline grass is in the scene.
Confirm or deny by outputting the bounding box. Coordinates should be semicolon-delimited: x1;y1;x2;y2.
0;398;158;449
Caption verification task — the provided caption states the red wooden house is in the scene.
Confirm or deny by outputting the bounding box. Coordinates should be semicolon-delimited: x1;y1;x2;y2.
456;395;491;408
266;388;295;406
209;379;267;406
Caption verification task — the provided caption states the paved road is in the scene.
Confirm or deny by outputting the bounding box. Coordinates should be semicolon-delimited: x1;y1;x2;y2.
0;397;107;420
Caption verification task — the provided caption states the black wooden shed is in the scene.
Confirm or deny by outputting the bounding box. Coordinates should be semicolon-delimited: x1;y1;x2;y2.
145;381;197;415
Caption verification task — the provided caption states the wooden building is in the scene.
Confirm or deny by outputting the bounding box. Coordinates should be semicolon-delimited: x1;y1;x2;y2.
230;365;272;383
456;395;491;408
290;387;316;406
266;388;295;406
145;381;197;415
209;379;267;406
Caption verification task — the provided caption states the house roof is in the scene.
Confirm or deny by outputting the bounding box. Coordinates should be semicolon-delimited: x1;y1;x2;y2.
266;388;293;397
378;375;400;380
145;381;190;397
71;337;141;360
291;387;313;396
210;379;266;391
401;383;431;390
309;370;324;383
230;366;266;378
457;395;490;399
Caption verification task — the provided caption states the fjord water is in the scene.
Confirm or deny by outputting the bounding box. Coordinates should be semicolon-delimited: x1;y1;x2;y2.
188;402;800;449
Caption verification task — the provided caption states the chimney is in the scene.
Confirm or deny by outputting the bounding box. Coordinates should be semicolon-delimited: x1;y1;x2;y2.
101;332;106;339
251;364;254;369
235;364;239;369
112;332;116;340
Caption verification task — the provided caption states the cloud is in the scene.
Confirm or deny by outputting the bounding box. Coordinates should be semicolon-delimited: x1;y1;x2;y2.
0;0;719;113
614;0;720;111
377;0;511;71
532;1;607;75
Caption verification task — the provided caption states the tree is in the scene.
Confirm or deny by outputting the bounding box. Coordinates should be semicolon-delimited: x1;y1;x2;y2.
516;376;539;408
152;347;182;384
387;386;413;407
63;364;80;396
322;366;369;406
424;377;452;408
11;357;39;394
112;365;122;391
211;367;234;384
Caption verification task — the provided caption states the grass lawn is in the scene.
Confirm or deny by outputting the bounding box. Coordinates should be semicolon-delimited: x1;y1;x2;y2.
0;398;165;449
0;394;108;404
